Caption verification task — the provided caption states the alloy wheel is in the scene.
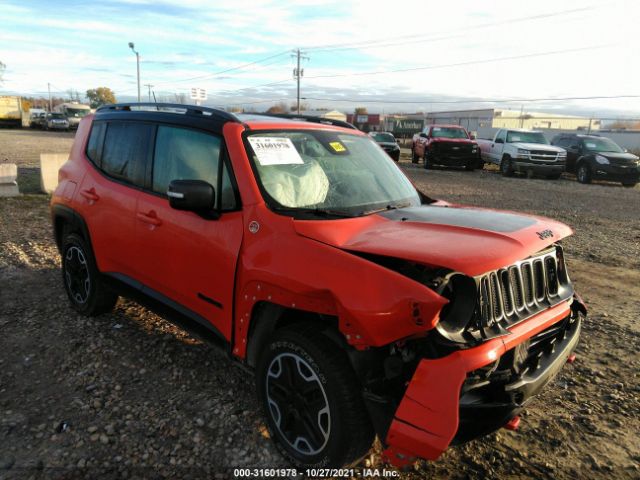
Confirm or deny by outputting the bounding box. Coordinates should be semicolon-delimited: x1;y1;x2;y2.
265;352;331;456
64;246;91;304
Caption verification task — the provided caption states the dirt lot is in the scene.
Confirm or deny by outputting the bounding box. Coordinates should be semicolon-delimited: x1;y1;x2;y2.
1;130;639;479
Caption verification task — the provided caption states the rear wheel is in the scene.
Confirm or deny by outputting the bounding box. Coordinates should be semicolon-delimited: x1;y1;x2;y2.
576;163;592;184
61;232;118;316
500;156;513;177
256;324;374;468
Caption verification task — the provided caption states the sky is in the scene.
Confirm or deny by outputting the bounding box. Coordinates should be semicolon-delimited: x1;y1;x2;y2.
1;0;639;116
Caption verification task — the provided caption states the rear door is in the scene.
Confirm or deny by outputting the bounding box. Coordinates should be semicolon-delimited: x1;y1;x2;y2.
77;120;154;278
135;124;243;341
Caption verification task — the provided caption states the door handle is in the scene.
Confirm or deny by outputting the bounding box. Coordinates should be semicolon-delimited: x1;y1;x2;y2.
80;188;99;202
137;211;162;227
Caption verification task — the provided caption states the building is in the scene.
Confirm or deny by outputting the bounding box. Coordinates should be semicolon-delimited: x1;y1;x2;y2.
425;108;600;133
301;110;347;122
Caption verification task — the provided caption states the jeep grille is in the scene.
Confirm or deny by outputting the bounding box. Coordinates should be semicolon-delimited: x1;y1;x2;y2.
474;245;573;339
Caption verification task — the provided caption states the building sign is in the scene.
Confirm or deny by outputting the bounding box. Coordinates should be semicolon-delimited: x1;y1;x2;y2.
356;114;369;123
392;119;424;134
190;88;207;101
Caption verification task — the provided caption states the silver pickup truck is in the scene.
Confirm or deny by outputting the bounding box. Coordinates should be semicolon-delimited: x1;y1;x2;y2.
476;129;566;179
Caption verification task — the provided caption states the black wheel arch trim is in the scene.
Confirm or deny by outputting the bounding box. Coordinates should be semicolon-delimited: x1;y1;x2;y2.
51;204;93;254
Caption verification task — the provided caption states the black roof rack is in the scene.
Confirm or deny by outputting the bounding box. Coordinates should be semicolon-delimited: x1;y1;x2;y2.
96;102;240;123
250;112;358;130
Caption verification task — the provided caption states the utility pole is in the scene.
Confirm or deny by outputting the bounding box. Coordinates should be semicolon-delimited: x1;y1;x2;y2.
292;48;308;114
519;104;524;128
48;82;52;112
144;84;154;102
128;42;141;102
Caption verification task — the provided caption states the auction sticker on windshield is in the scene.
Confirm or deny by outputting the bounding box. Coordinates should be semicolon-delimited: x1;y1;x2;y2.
248;137;304;166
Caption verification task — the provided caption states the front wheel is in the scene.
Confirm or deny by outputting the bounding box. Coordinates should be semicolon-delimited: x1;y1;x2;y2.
500;157;513;177
424;152;432;169
256;325;374;468
411;146;419;163
61;233;118;316
576;163;592;184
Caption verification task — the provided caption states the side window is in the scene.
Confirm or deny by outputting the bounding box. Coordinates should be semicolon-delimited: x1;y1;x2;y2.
101;122;154;185
86;121;106;165
152;125;236;210
495;130;507;142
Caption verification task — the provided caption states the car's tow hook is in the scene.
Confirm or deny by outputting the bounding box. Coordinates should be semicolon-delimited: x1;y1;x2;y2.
504;416;521;431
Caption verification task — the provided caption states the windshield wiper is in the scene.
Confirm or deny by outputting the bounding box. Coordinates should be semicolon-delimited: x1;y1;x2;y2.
272;206;357;218
361;202;413;216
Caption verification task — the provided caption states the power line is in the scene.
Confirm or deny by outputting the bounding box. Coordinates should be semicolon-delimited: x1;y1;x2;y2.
304;5;597;52
301;94;640;105
153;50;291;86
304;44;614;80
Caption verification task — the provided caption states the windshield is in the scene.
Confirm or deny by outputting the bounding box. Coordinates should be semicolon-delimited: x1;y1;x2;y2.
581;137;623;153
49;113;65;119
66;107;89;117
371;132;395;143
430;127;468;139
506;131;548;144
245;130;420;217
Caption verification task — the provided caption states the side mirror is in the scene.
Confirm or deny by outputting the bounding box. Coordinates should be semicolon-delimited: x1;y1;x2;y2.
419;132;428;138
495;138;504;144
469;133;477;140
168;179;217;216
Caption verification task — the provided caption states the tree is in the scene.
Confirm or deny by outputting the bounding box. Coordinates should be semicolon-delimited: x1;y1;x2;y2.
266;102;289;114
86;87;116;108
354;107;368;115
290;102;309;112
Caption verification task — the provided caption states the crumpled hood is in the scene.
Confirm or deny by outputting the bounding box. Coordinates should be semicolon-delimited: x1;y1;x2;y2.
294;204;572;277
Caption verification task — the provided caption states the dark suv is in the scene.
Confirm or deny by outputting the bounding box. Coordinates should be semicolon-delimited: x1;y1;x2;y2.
50;103;585;469
551;133;639;187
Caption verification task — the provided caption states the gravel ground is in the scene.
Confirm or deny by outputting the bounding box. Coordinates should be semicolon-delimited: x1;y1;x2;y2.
0;130;639;479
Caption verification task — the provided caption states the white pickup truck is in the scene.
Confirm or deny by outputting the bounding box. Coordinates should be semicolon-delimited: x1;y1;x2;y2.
476;128;566;179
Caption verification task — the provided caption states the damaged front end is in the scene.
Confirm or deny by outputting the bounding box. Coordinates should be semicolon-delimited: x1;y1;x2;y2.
352;245;585;467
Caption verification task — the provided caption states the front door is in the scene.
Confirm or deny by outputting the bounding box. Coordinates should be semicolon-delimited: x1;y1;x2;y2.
135;124;243;341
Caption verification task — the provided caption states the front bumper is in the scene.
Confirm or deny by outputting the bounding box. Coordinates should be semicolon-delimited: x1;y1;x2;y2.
431;153;478;166
512;161;565;174
593;164;640;183
383;298;583;466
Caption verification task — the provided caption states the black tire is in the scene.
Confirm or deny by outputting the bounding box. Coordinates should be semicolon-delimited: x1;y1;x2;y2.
576;162;592;184
256;324;374;468
622;182;637;188
500;156;513;177
411;145;419;163
424;152;432;169
61;232;118;316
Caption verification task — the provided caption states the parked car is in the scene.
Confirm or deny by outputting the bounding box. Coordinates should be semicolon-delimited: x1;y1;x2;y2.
550;133;639;187
43;113;70;131
51;103;585;469
30;112;48;129
54;102;91;129
369;131;400;161
411;125;480;170
477;129;566;179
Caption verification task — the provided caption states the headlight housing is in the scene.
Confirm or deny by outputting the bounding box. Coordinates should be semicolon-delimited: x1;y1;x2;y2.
517;148;530;157
595;154;609;165
432;272;478;343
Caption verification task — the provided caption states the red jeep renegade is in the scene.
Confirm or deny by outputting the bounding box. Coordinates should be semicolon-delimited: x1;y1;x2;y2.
51;104;585;468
